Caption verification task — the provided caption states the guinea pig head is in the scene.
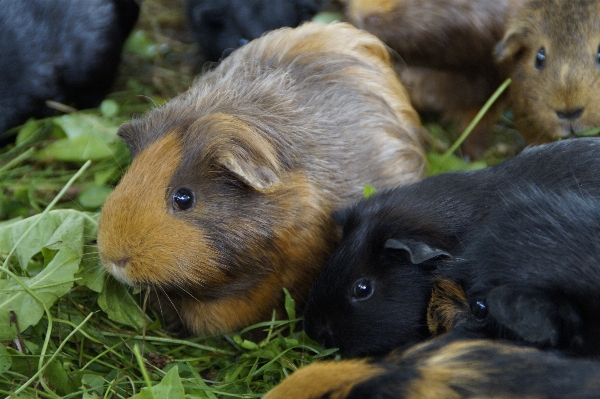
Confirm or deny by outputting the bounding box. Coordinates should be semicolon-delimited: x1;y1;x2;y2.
303;203;451;356
496;0;600;142
98;113;336;335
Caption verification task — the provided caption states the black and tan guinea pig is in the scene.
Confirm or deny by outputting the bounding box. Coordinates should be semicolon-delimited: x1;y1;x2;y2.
340;0;525;156
443;188;600;357
495;0;600;143
304;138;600;356
185;0;330;61
263;333;600;399
96;22;426;336
0;0;139;135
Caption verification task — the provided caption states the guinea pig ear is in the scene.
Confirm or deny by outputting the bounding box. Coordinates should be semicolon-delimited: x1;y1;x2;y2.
117;121;145;158
495;25;528;64
384;238;451;265
203;115;283;192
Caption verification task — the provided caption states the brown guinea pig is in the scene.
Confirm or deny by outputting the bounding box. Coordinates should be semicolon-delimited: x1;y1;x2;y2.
341;0;525;156
96;22;426;336
495;0;600;143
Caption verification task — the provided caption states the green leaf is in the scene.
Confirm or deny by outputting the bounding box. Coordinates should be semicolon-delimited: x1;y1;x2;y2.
130;366;185;399
100;99;119;118
427;152;487;175
97;278;148;329
81;373;106;399
363;185;377;199
0;343;12;373
36;136;116;162
43;358;79;396
77;185;113;210
53;113;119;143
0;247;79;340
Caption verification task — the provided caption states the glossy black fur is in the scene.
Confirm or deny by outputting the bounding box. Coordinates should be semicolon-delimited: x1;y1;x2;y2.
185;0;327;61
304;138;600;356
348;334;600;399
446;188;600;356
0;0;139;134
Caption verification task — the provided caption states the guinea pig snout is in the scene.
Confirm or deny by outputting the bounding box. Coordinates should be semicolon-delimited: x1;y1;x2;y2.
102;256;133;284
306;321;338;349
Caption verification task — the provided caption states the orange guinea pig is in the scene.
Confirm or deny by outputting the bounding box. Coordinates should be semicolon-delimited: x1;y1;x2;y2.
341;0;525;156
96;22;426;336
495;0;600;143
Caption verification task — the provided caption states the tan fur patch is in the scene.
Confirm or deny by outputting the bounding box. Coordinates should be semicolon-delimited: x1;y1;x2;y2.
426;279;469;335
263;359;385;399
97;132;223;287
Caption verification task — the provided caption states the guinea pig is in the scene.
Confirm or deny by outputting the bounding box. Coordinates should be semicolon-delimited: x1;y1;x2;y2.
185;0;330;61
340;0;525;156
263;334;600;399
96;22;426;337
304;137;600;356
0;0;139;134
495;0;600;143
445;188;600;357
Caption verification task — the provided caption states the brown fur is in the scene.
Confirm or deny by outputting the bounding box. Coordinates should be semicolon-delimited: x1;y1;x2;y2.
262;359;386;399
97;22;426;336
265;336;600;398
496;0;600;143
426;279;470;336
341;0;525;156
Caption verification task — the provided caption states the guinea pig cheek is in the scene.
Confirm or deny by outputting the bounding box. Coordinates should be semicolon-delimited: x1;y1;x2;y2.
97;133;220;287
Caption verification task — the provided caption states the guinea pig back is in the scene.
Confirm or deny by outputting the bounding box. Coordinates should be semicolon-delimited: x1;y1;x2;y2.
496;0;600;142
264;335;600;399
97;22;426;335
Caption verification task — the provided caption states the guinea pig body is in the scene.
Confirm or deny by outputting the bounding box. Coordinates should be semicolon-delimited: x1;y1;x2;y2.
304;137;600;356
264;334;600;399
185;0;329;61
496;0;600;143
446;188;600;356
0;0;139;134
97;22;426;336
341;0;525;156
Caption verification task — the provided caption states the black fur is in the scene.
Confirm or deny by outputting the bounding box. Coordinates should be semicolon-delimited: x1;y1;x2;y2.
447;188;600;356
303;138;600;356
185;0;328;61
347;334;600;399
0;0;139;134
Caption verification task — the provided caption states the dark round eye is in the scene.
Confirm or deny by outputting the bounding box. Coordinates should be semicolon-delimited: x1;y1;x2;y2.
471;299;488;320
535;47;546;70
238;38;249;46
596;45;600;66
351;279;374;301
172;188;195;211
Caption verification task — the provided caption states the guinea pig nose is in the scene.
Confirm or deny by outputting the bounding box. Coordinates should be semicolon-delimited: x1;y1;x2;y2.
556;107;584;120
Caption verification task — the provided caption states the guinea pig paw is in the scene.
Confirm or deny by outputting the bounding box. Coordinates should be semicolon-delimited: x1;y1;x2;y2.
486;285;560;348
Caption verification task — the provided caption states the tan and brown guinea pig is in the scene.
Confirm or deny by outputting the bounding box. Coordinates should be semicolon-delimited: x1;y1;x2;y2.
341;0;525;156
496;0;600;143
96;22;426;336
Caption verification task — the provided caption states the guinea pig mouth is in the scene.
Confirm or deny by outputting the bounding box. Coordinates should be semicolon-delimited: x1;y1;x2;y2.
104;259;135;285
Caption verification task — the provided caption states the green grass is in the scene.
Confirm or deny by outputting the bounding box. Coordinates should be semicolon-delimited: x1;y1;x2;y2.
0;1;525;397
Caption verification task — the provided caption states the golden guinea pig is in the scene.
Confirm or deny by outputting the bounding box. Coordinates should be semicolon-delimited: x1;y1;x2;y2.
341;0;525;156
96;22;426;336
496;0;600;143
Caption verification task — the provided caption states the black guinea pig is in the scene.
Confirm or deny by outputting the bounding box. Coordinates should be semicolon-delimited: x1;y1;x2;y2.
304;137;600;356
264;333;600;399
0;0;139;135
445;187;600;357
185;0;330;61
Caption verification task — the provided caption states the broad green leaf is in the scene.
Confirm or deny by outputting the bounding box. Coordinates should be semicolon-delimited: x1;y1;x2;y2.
0;247;79;340
81;374;106;399
0;210;96;270
427;152;487;175
36;135;116;162
77;185;113;210
130;366;185;399
43;358;79;396
0;343;11;373
98;279;148;329
53;113;119;143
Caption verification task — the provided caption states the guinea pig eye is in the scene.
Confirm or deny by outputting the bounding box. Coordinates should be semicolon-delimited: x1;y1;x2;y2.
238;38;249;47
351;279;374;301
172;188;195;211
596;45;600;66
535;47;546;70
471;299;488;320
